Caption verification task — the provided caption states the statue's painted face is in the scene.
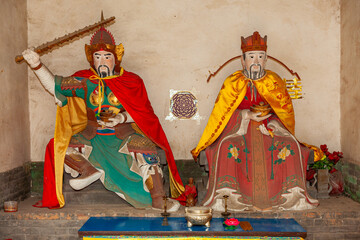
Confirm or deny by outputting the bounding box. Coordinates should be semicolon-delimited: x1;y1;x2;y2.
93;50;115;78
241;50;267;80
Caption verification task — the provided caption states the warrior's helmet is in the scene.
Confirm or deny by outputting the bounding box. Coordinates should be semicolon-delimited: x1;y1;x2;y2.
241;31;267;53
85;26;124;74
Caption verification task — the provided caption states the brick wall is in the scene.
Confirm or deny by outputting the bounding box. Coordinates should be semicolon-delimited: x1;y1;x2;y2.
30;162;44;197
0;164;31;210
338;161;360;203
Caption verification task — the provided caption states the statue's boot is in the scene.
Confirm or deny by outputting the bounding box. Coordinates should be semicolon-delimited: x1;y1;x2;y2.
64;153;102;190
146;166;180;212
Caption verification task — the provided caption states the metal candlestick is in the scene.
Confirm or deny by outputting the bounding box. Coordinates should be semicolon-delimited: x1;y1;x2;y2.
221;195;231;219
161;195;170;226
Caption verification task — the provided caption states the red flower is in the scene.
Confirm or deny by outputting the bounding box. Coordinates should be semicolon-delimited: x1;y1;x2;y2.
327;150;343;165
224;218;239;226
320;144;328;152
313;144;343;173
328;153;338;161
334;151;343;158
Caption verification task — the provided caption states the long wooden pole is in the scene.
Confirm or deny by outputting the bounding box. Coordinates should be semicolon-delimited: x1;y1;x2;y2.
15;16;115;63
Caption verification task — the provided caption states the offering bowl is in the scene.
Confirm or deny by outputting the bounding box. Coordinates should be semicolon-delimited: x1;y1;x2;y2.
99;109;115;122
250;102;272;117
185;206;212;228
4;201;18;212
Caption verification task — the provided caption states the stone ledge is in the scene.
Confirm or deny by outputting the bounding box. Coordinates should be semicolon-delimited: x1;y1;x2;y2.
1;196;360;240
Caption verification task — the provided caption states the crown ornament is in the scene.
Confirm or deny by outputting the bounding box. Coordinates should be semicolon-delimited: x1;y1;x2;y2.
90;26;116;45
85;12;124;73
241;31;267;53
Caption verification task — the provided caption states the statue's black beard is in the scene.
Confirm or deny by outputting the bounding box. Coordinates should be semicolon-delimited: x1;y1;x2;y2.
97;65;112;78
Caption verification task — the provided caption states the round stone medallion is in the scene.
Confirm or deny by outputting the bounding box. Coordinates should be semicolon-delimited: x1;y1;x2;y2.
170;91;198;119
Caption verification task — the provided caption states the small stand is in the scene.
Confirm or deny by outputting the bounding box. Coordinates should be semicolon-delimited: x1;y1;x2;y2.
161;196;170;226
221;195;231;219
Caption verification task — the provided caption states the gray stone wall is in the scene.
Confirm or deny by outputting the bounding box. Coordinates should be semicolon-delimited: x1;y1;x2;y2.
0;164;31;210
338;161;360;203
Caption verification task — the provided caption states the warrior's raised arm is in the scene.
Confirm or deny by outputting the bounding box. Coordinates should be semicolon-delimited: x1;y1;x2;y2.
22;49;61;105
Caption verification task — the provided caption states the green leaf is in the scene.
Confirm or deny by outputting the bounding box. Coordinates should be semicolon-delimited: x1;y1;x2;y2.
227;152;232;159
275;158;285;164
290;150;295;155
224;225;237;230
228;144;233;150
311;157;333;170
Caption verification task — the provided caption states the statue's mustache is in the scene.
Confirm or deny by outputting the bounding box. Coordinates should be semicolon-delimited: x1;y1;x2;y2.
97;65;111;78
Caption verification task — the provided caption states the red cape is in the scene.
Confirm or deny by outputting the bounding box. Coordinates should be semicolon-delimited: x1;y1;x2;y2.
33;138;60;209
35;69;186;209
73;69;186;201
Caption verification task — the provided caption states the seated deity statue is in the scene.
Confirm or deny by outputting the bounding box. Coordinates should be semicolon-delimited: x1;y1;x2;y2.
191;32;320;211
22;25;185;211
184;177;198;207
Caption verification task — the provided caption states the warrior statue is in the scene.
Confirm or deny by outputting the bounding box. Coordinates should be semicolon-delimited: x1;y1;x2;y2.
22;25;184;211
192;32;320;211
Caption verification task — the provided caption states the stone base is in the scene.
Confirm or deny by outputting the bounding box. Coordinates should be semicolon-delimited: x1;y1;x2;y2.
62;174;131;206
1;196;360;240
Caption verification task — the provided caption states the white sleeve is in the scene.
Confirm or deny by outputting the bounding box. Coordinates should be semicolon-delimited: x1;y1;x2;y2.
33;65;62;106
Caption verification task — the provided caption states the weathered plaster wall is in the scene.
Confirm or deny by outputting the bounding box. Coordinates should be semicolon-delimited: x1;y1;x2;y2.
341;0;360;164
27;0;340;161
0;0;29;173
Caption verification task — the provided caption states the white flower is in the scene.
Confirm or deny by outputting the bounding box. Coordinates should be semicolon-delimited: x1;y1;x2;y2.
278;147;291;160
230;147;239;159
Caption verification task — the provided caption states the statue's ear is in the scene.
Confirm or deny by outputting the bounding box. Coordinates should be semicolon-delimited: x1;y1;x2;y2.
240;54;245;69
263;53;268;66
85;44;93;63
115;43;124;63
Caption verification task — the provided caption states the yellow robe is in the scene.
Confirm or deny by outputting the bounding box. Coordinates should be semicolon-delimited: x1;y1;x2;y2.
54;97;87;207
191;70;323;161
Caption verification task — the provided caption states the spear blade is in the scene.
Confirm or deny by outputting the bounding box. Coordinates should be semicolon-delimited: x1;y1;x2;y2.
15;16;115;63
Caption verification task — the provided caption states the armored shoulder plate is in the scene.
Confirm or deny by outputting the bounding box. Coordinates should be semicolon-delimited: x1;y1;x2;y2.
61;76;85;90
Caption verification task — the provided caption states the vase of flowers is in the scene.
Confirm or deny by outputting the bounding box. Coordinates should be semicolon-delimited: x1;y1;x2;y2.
307;144;344;199
316;169;331;198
